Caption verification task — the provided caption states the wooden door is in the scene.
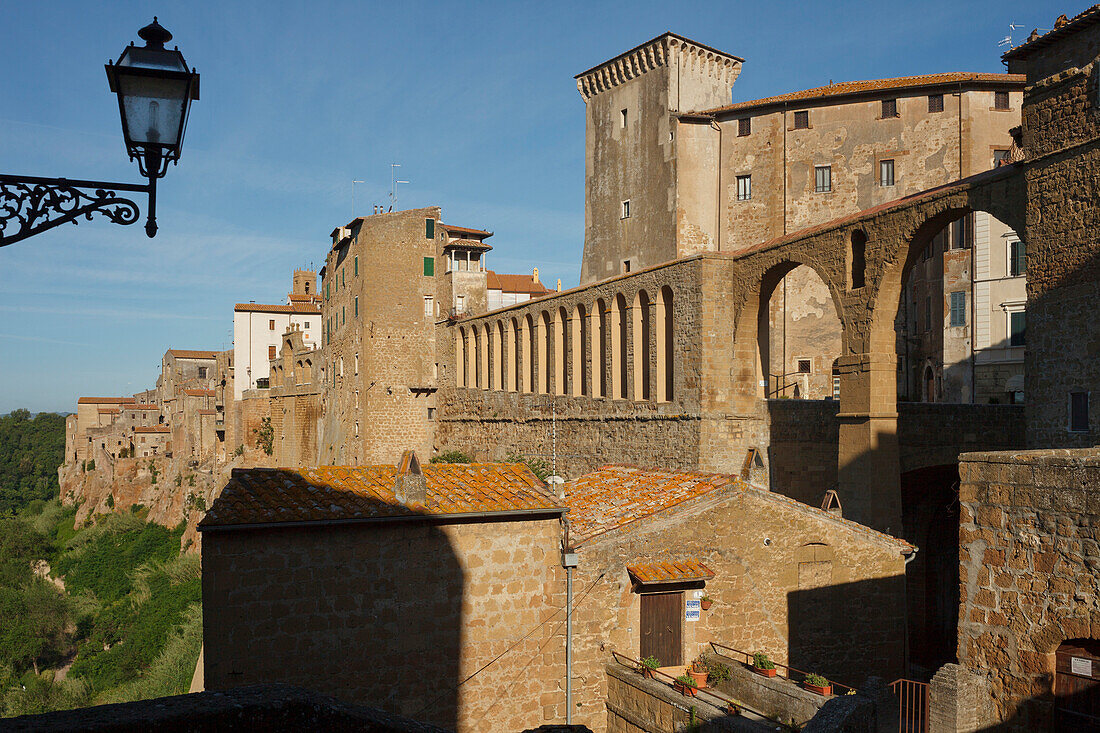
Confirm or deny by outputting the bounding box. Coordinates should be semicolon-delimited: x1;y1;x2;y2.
1055;641;1100;731
640;592;682;667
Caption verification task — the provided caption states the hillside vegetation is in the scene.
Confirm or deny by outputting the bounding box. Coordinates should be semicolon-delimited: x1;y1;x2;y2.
0;410;202;717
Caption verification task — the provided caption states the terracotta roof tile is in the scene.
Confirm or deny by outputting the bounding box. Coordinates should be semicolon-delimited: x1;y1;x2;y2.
693;72;1025;116
182;389;215;397
486;270;554;295
78;397;136;405
134;426;169;434
627;559;715;585
441;224;493;239
166;349;218;360
234;302;321;314
200;463;565;529
1002;5;1100;60
565;466;739;545
97;407;120;414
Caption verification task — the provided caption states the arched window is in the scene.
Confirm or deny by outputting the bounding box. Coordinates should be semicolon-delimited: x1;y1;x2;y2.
472;328;482;389
539;311;551;394
481;323;492;390
613;294;628;399
509;318;520;392
571;303;587;397
632;290;651;401
555;307;568;395
657;287;673;401
523;314;535;393
594;298;608;398
456;328;466;388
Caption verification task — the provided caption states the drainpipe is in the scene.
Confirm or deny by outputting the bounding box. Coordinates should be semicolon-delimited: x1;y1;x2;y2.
562;539;578;724
711;118;722;252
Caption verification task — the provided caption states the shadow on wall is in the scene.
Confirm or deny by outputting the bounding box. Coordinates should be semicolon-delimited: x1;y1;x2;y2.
973;681;1100;732
201;481;464;731
787;575;908;689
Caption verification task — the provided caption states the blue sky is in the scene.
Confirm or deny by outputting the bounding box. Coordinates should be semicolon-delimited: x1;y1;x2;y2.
0;0;1062;413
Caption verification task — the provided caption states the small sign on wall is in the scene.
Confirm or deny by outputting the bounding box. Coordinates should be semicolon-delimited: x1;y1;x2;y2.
685;599;700;622
1072;657;1093;677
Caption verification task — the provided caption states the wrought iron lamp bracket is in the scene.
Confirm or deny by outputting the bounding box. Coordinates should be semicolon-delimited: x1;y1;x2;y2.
0;174;156;247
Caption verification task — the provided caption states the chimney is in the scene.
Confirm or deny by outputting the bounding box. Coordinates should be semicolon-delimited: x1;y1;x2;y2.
393;450;427;506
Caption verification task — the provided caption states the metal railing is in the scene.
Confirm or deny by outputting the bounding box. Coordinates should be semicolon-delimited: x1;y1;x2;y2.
890;678;929;733
708;642;858;695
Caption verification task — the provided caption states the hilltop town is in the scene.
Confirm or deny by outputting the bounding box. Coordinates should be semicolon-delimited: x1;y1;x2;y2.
48;8;1100;733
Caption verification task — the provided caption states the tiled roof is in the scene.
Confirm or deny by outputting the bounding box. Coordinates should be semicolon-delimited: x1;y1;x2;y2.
486;270;554;295
134;426;169;434
694;72;1025;116
97;407;120;414
565;465;914;552
442;224;493;239
234;302;321;315
1003;6;1100;60
627;559;715;585
78;397;136;405
182;389;215;397
200;463;565;529
287;293;322;303
166;349;218;360
565;466;740;545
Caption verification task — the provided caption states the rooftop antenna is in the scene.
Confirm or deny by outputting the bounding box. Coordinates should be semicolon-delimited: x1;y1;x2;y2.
998;23;1024;48
390;163;409;211
352;180;365;218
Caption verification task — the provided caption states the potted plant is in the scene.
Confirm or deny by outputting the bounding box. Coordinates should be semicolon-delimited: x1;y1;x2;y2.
700;594;713;610
751;652;777;677
639;656;659;679
689;658;708;689
726;700;743;716
803;673;832;696
674;674;698;697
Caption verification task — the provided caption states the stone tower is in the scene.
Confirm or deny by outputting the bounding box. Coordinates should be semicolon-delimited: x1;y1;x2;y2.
292;269;317;297
575;33;742;284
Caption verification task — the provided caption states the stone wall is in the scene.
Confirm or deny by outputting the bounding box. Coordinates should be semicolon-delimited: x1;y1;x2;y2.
201;514;567;733
604;662;739;733
566;482;909;733
957;447;1100;730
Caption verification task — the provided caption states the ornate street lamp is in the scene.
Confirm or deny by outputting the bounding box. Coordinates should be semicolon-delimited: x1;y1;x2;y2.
0;18;199;247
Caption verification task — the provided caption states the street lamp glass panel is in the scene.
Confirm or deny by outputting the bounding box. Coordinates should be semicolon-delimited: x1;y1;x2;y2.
116;72;189;148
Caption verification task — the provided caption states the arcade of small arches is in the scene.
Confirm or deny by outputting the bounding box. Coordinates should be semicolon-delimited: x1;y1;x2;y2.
455;286;675;404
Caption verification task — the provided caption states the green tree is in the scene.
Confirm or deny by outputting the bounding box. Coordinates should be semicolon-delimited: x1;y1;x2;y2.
0;410;66;514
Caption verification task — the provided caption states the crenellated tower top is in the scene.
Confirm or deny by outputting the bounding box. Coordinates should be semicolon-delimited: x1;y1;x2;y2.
574;32;743;110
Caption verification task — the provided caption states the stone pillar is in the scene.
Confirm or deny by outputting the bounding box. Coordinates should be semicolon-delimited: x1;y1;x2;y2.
930;663;994;733
836;352;902;533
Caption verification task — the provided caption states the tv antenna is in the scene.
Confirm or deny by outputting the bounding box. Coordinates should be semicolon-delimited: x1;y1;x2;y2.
390;163;409;211
352;180;365;218
998;23;1024;48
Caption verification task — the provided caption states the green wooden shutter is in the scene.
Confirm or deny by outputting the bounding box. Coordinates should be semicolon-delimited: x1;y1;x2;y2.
423;257;435;276
426;218;435;239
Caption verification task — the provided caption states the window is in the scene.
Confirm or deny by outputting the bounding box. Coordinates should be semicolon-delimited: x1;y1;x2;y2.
951;217;969;249
354;296;359;317
198;367;207;379
993;149;1011;167
354;256;359;276
268;346;276;359
620;108;628;128
455;294;465;314
736;174;752;201
269;319;276;330
949;291;967;327
924;296;932;331
423;257;435;276
994;91;1010;110
1010;310;1026;346
880;159;895;187
424;296;434;318
341;269;345;287
428;407;436;420
881;98;897;118
425;218;435;239
354;353;359;375
342;306;345;325
797;359;812;374
815;165;832;193
928;94;944;113
793;110;809;129
354;421;359;437
621;200;631;219
623;260;631;273
1070;392;1090;432
304;321;310;328
1009;240;1026;277
737;117;751;136
922;242;933;261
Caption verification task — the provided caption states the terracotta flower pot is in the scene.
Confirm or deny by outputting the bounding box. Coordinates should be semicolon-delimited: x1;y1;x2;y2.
641;667;654;679
700;599;713;610
727;703;742;716
752;666;777;677
804;682;832;696
689;669;708;689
